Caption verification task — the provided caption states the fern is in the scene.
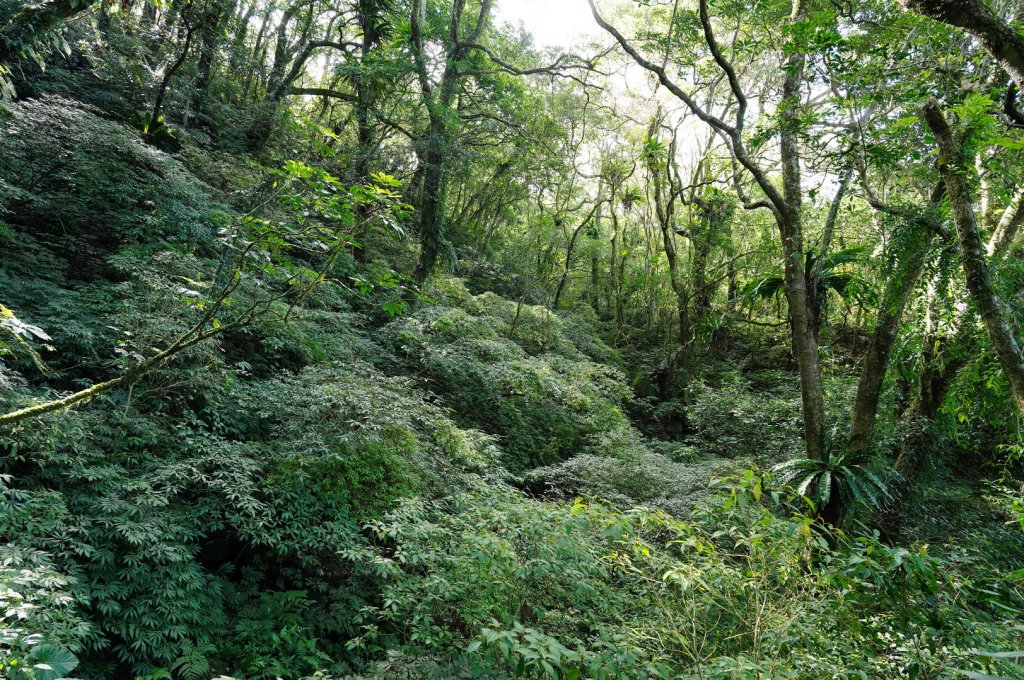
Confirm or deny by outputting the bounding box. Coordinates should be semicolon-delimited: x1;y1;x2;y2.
772;436;898;525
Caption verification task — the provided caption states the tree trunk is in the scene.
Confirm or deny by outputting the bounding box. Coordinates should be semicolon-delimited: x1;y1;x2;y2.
240;7;272;102
412;129;450;284
917;267;963;419
808;169;852;338
150;25;195;132
228;0;256;71
689;195;731;342
849;226;931;450
988;186;1024;256
408;0;495;283
553;203;600;309
780;0;826;460
187;0;228;125
590;182;604;315
923;99;1024;416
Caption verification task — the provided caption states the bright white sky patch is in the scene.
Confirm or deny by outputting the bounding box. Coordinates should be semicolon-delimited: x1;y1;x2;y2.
495;0;599;50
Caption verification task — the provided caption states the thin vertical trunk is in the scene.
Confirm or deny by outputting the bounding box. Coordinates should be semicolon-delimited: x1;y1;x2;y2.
616;220;628;329
918;267;954;419
988;187;1024;256
608;202;620;324
808;168;852;338
590;184;604;314
353;0;383;183
780;0;826;460
150;25;194;130
241;7;272;102
553;203;601;309
689;196;731;341
187;0;228;127
228;0;256;71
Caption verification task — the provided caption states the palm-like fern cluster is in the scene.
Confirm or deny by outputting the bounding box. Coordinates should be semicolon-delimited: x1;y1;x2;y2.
772;439;897;524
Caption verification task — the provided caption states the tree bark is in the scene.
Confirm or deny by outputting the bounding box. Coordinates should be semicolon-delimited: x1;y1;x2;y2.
988;186;1024;256
409;0;495;283
411;130;451;283
779;0;826;460
923;98;1024;416
849;226;931;450
187;0;229;124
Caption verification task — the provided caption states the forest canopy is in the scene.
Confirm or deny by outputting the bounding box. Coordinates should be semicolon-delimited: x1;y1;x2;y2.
2;0;1024;677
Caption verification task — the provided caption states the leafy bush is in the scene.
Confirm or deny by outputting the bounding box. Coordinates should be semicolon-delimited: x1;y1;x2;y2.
686;371;804;462
341;473;1024;679
0;96;220;260
0;543;86;678
383;288;629;470
0;354;497;676
527;426;738;514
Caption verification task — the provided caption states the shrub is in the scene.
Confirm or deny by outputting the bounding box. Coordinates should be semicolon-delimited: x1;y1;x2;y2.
383;289;630;470
686;371;803;462
0;96;220;261
342;473;1024;679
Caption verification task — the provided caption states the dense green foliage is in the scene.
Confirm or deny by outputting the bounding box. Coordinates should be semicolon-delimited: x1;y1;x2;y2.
2;0;1024;677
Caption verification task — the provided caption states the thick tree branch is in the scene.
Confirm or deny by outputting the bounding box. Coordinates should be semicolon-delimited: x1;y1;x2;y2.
289;86;358;102
902;0;1024;89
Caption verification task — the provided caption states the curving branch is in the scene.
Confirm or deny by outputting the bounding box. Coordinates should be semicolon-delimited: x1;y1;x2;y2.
289;86;358;102
698;0;747;130
586;0;790;225
462;42;610;87
902;0;1024;89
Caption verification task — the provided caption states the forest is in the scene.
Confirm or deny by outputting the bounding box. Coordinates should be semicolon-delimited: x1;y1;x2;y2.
2;0;1024;676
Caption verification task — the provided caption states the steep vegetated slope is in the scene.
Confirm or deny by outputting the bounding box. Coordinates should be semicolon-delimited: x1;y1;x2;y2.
0;94;1019;680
